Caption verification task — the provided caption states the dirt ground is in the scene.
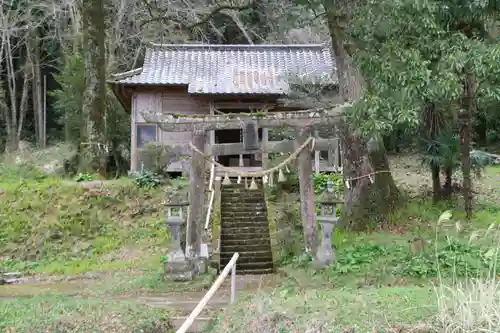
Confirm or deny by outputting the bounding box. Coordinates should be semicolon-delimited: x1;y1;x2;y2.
389;153;500;203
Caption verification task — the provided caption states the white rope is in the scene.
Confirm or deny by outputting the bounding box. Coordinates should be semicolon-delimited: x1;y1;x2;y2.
188;136;316;178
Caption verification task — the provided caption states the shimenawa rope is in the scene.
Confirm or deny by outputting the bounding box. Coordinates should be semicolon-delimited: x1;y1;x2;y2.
188;136;316;178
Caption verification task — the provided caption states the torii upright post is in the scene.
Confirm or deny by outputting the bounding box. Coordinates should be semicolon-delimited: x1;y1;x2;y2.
185;130;207;275
296;126;317;254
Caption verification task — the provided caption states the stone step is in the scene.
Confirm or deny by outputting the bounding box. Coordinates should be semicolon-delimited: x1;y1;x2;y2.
221;183;263;189
220;212;268;224
221;206;267;211
221;221;269;227
221;210;268;215
220;221;269;229
221;198;265;203
220;233;270;241
221;217;267;222
221;192;264;196
221;226;271;234
221;184;264;188
221;204;267;210
221;196;266;202
221;244;271;253
221;204;267;209
220;215;268;221
221;197;265;201
221;187;264;192
221;238;271;246
225;268;274;275
221;194;264;198
221;261;274;272
220;254;273;264
221;188;264;194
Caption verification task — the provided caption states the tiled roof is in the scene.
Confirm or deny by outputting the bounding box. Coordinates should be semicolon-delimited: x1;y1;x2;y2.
110;43;336;95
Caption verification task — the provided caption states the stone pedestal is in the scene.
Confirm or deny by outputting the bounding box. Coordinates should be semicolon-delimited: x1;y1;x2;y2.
315;219;336;268
314;192;342;268
191;257;208;275
164;247;194;281
164;199;195;281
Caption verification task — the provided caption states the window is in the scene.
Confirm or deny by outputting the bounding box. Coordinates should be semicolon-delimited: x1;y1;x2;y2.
136;124;157;148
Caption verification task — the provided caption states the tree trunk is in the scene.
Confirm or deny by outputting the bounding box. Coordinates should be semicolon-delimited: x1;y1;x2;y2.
459;70;474;220
80;0;107;172
421;102;444;202
442;165;453;199
324;6;399;231
431;164;441;202
3;37;31;152
16;65;30;143
30;28;44;148
4;37;18;152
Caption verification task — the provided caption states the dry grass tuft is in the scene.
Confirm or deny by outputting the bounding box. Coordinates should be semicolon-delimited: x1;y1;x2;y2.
434;277;500;333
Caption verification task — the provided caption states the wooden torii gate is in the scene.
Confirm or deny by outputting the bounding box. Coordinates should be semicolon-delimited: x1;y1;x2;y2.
144;103;349;273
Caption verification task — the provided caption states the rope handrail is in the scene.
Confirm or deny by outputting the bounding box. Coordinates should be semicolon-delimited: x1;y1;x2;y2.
189;136;316;178
176;253;240;333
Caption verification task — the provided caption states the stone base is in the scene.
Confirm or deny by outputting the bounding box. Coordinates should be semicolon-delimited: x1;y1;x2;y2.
313;241;336;269
165;270;195;281
192;257;208;275
164;248;195;282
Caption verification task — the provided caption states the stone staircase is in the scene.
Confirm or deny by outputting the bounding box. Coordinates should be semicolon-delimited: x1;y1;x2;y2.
219;178;274;275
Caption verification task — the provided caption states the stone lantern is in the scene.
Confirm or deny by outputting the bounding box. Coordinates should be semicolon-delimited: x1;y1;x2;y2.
164;196;194;281
315;178;342;267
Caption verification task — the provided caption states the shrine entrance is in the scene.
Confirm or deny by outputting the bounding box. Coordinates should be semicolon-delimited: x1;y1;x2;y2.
146;103;348;278
214;119;263;168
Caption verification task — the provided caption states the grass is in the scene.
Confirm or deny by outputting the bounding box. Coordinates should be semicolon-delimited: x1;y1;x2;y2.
3;150;500;332
207;276;500;332
209;285;437;332
0;294;172;332
205;159;500;333
207;208;500;332
0;157;190;275
0;150;203;332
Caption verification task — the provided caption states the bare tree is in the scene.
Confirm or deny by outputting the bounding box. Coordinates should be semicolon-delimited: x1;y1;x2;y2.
0;1;34;151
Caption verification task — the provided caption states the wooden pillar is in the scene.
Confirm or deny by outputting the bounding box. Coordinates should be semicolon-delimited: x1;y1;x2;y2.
185;131;207;270
296;126;317;253
262;128;269;169
130;95;138;172
209;103;217;162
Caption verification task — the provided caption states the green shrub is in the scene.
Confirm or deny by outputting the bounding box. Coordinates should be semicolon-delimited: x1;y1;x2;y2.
132;170;163;189
75;172;93;182
268;195;304;265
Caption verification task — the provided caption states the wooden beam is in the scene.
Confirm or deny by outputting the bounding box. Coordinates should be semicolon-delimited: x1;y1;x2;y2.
209;138;338;156
142;104;349;132
262;128;269;169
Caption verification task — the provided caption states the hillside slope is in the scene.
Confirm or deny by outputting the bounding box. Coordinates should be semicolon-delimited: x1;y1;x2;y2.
0;168;183;274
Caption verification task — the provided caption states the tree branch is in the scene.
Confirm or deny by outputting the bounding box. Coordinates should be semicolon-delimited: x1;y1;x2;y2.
139;1;256;30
